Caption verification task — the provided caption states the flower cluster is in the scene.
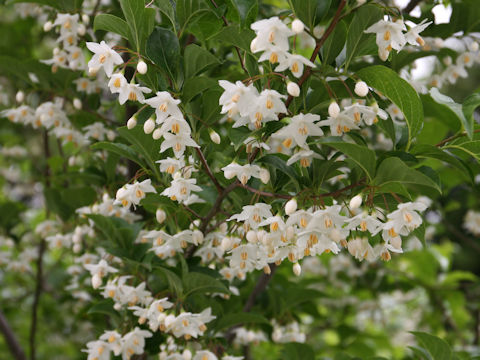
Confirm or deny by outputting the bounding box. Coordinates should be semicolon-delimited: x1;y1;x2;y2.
365;19;431;61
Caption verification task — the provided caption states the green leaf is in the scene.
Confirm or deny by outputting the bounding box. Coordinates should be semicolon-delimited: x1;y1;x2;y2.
118;125;160;174
91;141;147;169
445;140;480;161
182;77;217;103
229;0;258;26
344;4;383;69
462;92;480;139
411;332;453;360
146;27;181;81
87;299;118;317
421;94;461;133
93;14;130;39
155;0;176;31
214;312;269;331
322;20;347;65
282;342;315;360
412;144;471;179
430;88;472;139
289;0;331;31
184;44;220;78
155;266;184;296
357;65;424;149
374;157;441;194
183;272;229;298
120;0;147;52
210;25;255;52
177;0;211;37
257;154;299;187
324;142;376;181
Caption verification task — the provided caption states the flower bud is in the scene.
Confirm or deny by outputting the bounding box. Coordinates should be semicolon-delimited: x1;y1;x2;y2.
354;81;369;97
156;209;166;224
182;350;192;360
349;194;363;209
328;101;340;118
246;230;258;243
137;60;148;74
152;128;162;140
443;56;452;66
73;243;82;253
209;129;221;144
285;198;297;215
82;14;90;23
15;91;24;103
77;24;86;36
287;81;300;97
259;168;270;184
378;47;389;61
127;115;137;129
221;237;232;251
73;98;82;110
293;262;301;276
43;20;52;32
143;117;155;134
88;67;99;76
114;303;122;311
91;273;102;289
291;19;305;34
53;47;60;55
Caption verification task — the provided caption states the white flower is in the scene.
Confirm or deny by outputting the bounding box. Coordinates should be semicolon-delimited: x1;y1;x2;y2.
118;83;151;105
274;113;323;149
405;19;431;46
385;201;427;235
275;53;315;78
122;328;152;359
346;212;383;235
221;163;265;185
161;132;199;158
251;16;294;52
83;340;110;360
144;91;183;124
157;157;185;175
286;149;321;167
228;203;273;230
115;179;157;208
86;40;123;77
108;73;127;94
161;174;202;203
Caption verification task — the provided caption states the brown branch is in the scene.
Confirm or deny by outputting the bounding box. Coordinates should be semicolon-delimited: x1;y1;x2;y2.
243;263;277;312
239;184;292;199
0;310;27;360
182;204;204;220
209;0;248;74
195;147;223;192
403;0;422;14
435;129;480;147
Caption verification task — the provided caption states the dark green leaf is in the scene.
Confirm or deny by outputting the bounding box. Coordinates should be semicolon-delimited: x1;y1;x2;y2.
146;27;181;80
93;14;130;39
324;142;376;180
462;92;480;139
184;44;220;78
411;332;453;360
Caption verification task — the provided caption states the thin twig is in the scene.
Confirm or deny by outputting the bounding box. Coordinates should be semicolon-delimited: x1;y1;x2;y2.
195;147;223;192
0;310;27;360
435;129;480;147
209;0;248;74
239;184;292;199
403;0;422;14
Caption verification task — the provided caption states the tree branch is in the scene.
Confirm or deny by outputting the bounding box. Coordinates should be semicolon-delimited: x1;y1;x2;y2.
0;310;27;360
195;147;223;192
403;0;422;14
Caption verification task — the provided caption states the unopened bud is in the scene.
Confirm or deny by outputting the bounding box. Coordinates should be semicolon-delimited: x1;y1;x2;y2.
193;230;204;245
15;91;24;103
82;14;90;24
156;209;166;224
221;237;232;251
127;115;137;129
293;262;301;276
349;194;363;209
354;81;369;97
152;128;162;140
73;98;82;110
285;198;297;215
209;130;221;144
224;169;236;180
43;20;52;32
143;117;155;134
470;41;479;52
77;24;86;36
443;56;452;66
287;81;300;97
73;243;82;253
250;37;258;53
182;350;192;360
137;60;148;74
328;101;340;118
291;19;305;34
88;67;99;76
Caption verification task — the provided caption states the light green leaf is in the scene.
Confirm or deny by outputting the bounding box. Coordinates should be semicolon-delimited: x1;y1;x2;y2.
91;141;147;169
357;65;424;149
176;0;211;37
93;14;130;39
430;88;472;139
184;44;220;78
155;0;176;31
462;92;480;139
210;25;255;52
374;157;441;194
156;267;184;296
445;140;480;161
183;272;229;298
282;342;315;360
324;142;376;181
344;4;383;69
182;77;217;103
119;0;145;52
411;332;453;360
214;312;269;332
